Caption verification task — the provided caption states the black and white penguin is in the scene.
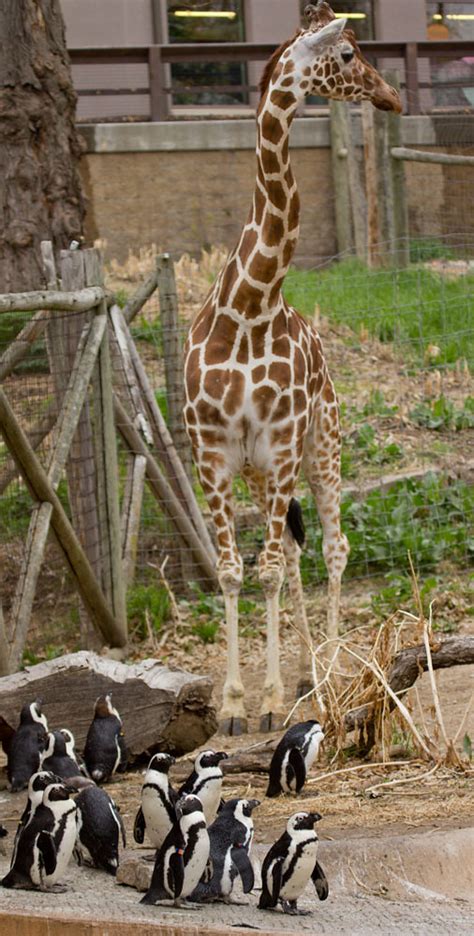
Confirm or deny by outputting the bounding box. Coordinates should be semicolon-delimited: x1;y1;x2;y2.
74;785;126;875
7;700;48;793
39;731;84;781
178;750;228;825
9;771;63;870
258;811;328;915
266;721;325;797
191;797;260;904
83;694;127;783
141;794;211;908
133;752;176;849
1;782;77;891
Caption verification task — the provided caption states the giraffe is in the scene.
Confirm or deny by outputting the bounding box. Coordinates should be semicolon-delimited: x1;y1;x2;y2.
183;1;402;735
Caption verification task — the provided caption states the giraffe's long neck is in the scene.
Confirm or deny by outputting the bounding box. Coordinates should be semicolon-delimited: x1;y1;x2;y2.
216;55;305;318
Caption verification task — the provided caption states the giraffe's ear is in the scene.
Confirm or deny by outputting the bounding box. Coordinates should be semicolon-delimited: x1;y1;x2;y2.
300;17;347;56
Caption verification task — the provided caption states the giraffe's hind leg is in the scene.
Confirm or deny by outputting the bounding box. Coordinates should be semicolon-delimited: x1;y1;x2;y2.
303;376;349;642
282;525;314;699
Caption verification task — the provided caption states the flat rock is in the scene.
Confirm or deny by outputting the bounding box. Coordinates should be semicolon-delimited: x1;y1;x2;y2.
116;854;153;892
0;651;217;760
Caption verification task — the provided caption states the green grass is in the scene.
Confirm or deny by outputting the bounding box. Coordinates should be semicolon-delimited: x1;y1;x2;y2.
409;395;474;431
283;258;474;368
126;583;170;637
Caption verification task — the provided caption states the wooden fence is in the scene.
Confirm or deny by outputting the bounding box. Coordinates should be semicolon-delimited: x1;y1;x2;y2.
0;245;217;676
69;39;474;121
330;93;474;267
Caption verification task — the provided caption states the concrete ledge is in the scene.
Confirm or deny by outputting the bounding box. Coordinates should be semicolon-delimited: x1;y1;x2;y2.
0;912;279;936
79;114;473;154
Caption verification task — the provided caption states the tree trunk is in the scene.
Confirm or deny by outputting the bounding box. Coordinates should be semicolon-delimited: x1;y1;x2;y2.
0;0;85;290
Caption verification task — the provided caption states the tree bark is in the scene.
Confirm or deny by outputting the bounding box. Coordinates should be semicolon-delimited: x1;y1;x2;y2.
0;0;85;290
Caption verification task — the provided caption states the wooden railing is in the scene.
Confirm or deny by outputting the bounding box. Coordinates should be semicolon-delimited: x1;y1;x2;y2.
69;40;474;121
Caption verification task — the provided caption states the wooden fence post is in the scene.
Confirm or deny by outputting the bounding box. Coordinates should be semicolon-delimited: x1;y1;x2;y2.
386;73;410;268
156;253;193;482
330;101;354;256
361;102;383;269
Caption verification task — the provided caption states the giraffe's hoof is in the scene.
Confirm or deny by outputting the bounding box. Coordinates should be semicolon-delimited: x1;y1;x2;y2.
259;712;286;733
296;680;314;699
219;717;248;737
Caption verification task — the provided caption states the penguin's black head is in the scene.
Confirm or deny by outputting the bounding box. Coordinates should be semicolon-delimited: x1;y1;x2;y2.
20;699;46;727
288;811;323;833
60;728;75;749
29;771;63;795
0;825;7;838
148;752;175;773
94;694;118;719
44;783;73;805
176;794;204;819
196;750;228;770
240;798;261;817
50;730;68;755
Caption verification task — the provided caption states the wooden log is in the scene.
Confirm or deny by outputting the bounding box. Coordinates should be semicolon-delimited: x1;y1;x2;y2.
361;102;381;269
113;394;217;586
345;110;367;263
373;107;395;266
110;305;153;442
0;403;57;496
0;287;106;314
344;635;474;748
121;453;147;586
391;146;474;167
122;269;158;326
156;254;193;481
0;651;217;759
330;101;354;256
0;388;126;649
7;314;108;672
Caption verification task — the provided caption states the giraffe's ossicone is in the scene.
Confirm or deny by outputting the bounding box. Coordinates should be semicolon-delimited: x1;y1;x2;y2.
184;1;402;735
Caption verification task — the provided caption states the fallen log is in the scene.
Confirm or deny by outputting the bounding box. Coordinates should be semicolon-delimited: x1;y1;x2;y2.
344;635;474;751
0;651;217;760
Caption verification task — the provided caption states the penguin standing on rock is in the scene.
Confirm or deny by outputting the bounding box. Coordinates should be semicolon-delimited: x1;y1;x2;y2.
74;785;126;875
191;798;260;904
83;694;127;783
134;753;176;850
7;700;48;793
141;795;211;908
178;750;228;825
1;782;77;891
266;721;324;798
40;731;84;781
258;811;328;915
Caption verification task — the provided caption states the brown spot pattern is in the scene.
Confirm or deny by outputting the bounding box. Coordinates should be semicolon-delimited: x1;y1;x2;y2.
262;211;284;248
261;111;284;146
249;251;279;284
205;314;238;365
253;385;276;420
251;321;269;358
233;280;265;319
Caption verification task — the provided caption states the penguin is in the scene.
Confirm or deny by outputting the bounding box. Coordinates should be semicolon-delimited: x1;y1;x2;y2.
74;785;126;875
258;811;328;915
83;694;127;783
39;731;84;781
7;699;48;793
1;782;77;891
191;798;260;904
266;721;325;798
133;752;176;850
9;771;64;870
0;825;8;857
60;728;87;772
178;750;228;825
141;795;211;908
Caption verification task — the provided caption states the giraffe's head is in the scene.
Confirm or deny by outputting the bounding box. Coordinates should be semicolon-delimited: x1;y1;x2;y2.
260;1;402;114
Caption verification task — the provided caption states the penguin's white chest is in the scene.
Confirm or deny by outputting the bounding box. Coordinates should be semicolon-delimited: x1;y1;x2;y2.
199;777;222;824
280;838;318;901
182;828;210;897
32;808;77;886
142;785;172;847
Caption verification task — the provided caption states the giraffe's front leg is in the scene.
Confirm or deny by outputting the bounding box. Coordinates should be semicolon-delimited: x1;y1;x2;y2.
198;462;247;736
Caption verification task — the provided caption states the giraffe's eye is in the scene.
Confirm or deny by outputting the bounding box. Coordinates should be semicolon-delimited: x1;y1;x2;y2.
341;49;354;64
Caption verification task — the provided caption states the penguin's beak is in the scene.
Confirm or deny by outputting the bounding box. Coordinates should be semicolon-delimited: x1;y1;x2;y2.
216;752;228;761
248;799;261;811
309;812;323;823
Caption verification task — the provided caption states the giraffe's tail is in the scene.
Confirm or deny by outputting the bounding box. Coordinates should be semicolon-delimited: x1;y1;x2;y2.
286;498;305;547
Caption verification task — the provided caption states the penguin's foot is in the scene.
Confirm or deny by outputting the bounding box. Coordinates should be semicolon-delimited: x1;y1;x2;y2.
282;900;311;916
143;853;157;863
218;716;248;736
41;883;69;893
259;711;286;733
174;899;201;911
296;678;314;699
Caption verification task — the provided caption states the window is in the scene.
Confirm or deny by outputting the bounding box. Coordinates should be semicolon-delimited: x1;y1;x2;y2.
299;1;374;40
167;1;247;106
427;3;474;109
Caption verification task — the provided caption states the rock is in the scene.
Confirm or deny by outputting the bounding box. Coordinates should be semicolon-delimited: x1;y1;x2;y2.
116;855;153;892
0;651;217;761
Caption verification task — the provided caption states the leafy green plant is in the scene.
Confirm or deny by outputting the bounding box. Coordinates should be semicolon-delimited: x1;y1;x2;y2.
463;733;472;761
127;583;170;637
371;573;438;619
348;423;404;466
191;619;220;644
409;396;474;431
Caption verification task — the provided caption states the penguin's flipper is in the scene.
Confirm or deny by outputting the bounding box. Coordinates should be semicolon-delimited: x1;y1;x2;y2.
140;854;171;905
288;748;306;793
117;732;128;773
258;858;281;910
270;858;283;904
202;856;213;884
231;845;255;893
312;860;329;901
169;847;185;899
37;831;57;879
133;806;145;844
113;801;127;847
